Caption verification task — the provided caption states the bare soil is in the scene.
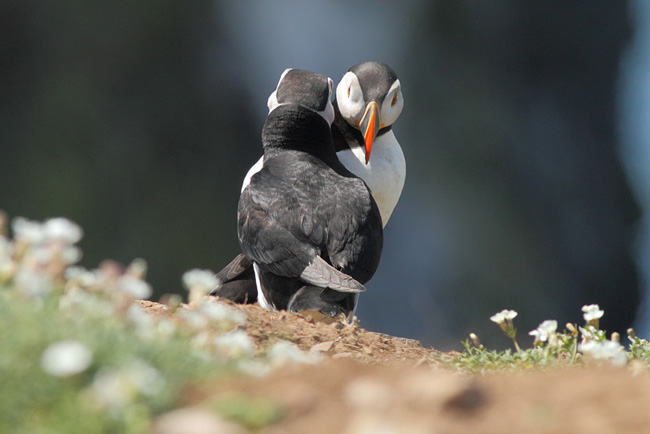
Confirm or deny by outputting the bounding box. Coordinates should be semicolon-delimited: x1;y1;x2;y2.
140;299;650;434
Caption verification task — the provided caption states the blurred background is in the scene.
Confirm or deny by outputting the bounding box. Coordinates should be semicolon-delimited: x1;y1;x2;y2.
2;1;649;350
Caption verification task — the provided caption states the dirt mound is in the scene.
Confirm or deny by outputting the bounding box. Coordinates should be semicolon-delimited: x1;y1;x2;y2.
140;299;650;434
139;299;442;366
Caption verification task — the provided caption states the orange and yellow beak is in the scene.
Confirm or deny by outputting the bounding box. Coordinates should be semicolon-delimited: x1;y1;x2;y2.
358;101;381;164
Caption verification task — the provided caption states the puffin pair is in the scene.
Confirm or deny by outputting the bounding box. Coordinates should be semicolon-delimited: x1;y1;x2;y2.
214;63;405;318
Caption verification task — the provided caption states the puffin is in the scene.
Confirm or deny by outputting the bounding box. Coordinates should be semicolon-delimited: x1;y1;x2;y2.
332;61;405;224
212;62;404;305
237;68;383;318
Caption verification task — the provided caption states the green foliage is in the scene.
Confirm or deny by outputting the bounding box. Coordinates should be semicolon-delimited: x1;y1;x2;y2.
436;336;581;373
209;393;285;429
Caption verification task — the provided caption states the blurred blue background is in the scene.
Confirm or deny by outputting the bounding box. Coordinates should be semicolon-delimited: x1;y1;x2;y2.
2;1;649;350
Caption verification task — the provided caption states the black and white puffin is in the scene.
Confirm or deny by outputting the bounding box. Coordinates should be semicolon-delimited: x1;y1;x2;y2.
236;68;383;318
332;61;405;224
212;62;404;305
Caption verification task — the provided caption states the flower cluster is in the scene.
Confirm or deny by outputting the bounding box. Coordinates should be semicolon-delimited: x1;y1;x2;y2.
2;212;321;375
464;303;633;369
1;214;83;295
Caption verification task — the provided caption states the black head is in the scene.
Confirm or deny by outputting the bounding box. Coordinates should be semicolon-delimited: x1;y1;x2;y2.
267;68;335;124
347;62;399;104
262;69;338;162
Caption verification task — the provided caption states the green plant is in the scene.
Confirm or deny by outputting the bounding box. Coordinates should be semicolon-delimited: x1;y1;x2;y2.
437;303;650;372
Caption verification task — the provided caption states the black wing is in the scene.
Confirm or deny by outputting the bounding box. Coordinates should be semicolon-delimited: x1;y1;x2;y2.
274;151;382;273
214;253;253;282
238;154;374;291
209;253;257;303
237;169;319;279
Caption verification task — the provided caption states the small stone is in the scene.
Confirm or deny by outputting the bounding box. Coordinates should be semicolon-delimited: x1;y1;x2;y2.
299;310;336;324
311;341;335;353
332;352;354;359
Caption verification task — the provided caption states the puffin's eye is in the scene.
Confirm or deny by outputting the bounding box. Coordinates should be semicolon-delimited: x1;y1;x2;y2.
391;94;398;106
347;86;351;98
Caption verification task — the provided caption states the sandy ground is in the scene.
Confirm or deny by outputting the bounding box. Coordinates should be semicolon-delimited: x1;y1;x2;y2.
140;300;650;434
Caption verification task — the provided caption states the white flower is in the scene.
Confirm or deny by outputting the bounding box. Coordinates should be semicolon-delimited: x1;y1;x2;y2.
214;330;255;358
126;258;148;279
198;299;246;325
579;339;627;367
61;246;82;264
182;269;219;293
59;288;115;317
64;266;97;287
123;359;165;396
126;304;153;334
582;304;604;322
88;360;165;413
529;320;558;342
12;217;45;244
88;369;132;411
268;341;322;367
118;275;153;299
490;309;518;324
191;331;212;351
156;319;177;338
30;245;52;264
178;309;209;330
43;217;83;244
579;325;600;341
15;268;53;296
41;340;93;377
237;360;272;377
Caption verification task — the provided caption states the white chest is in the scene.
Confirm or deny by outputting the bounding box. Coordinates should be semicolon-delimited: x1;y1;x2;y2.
336;130;406;226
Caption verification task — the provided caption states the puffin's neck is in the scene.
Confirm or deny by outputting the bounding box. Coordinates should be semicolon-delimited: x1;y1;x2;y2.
262;104;337;164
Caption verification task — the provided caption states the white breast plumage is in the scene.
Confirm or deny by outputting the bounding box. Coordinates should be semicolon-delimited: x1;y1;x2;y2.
336;130;405;227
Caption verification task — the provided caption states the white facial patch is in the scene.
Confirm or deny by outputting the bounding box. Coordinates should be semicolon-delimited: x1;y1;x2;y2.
379;79;403;128
336;71;365;126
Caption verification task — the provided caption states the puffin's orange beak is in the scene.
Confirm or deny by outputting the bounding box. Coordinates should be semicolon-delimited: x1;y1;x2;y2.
359;101;380;164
